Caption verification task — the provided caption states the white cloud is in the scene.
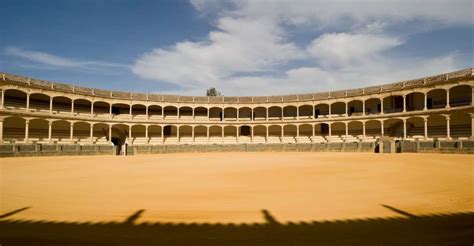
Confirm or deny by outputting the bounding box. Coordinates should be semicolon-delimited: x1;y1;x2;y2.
131;0;471;95
5;47;129;70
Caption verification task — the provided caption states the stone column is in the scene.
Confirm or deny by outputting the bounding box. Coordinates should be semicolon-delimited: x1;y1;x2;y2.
312;105;316;119
424;93;428;111
0;90;4;108
71;100;75;115
0;119;4;143
381;121;384;137
345;122;348;142
345;102;348;116
145;125;149;144
403;119;407;139
362;121;366;140
192;107;195;120
47;121;52;143
221;127;224;144
90;124;94;144
281;107;284;120
446;89;450;108
446;115;451;140
296;125;299;143
109;125;112;143
236;126;239;143
146;106;149;120
296;106;299;119
161;126;164;144
26;94;30;110
312;124;315;143
362;100;366;116
25;120;29;143
177;126;180;143
49;97;53;113
251;126;254;143
280;125;284;143
91;101;94;116
265;108;268;121
162;107;165;120
470;113;474;139
237;108;239;122
328;124;332;143
192;126;195;143
129;125;132;144
129;104;132;120
403;95;406;112
266;126;269;143
69;122;74;143
206;126;209;143
177;107;180;119
328;104;332;118
109;104;112;117
380;99;384;114
424;118;428;140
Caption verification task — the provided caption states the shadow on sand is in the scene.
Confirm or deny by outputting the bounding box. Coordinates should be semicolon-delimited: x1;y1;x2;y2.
0;206;473;245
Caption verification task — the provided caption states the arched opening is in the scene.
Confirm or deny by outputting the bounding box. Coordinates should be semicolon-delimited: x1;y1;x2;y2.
4;89;27;109
73;99;92;115
194;107;208;120
194;126;207;144
406;117;425;140
365;120;382;141
111;124;129;154
253;125;266;143
299;105;313;119
209;107;222;121
365;98;381;115
3;116;26;143
52;96;72;113
268;125;282;143
449;85;471;107
179;125;193;144
347;100;363;116
283;125;297;143
148;105;162;119
450;111;471;139
163;106;178;120
268;106;282;120
179;107;193;120
283;106;297;119
29;93;50;112
163;125;178;144
223;126;237;144
347;121;363;142
427;89;447;109
93;101;110;118
298;124;312;143
131;125;147;145
406;92;425;111
92;123;109;144
224;107;237;121
384;118;404;138
148;125;162;144
237;107;251;121
132;104;147;119
383;95;403;114
314;123;329;143
330;102;346;117
111;103;130;119
239;125;252;143
73;121;91;144
427;115;447;139
208;125;222;144
51;120;71;144
329;122;345;142
253;107;266;120
314;104;329;118
29;118;49;143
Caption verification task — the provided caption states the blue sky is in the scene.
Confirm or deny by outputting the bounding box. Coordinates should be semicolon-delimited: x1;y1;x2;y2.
1;0;472;96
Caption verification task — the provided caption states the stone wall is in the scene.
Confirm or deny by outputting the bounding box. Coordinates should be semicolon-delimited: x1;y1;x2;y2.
0;144;115;157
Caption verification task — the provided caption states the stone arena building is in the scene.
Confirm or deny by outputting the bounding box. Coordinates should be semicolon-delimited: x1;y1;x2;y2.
0;68;473;155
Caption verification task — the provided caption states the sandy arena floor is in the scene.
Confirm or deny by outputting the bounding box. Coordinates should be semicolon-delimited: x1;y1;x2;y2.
0;152;472;224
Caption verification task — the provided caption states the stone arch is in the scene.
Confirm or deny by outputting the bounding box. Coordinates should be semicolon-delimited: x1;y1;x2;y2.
314;103;329;118
52;96;72;113
93;101;110;117
51;120;71;144
347;100;363;116
406;92;425;111
224;107;238;120
74;99;92;114
450;111;471;139
330;102;346;116
3;116;26;143
92;123;109;144
238;107;252;120
268;106;282;119
148;105;163;119
427;114;447;139
29;118;49;143
131;125;147;145
29;93;50;111
406;116;425;139
283;106;297;119
132;104;147;119
365;98;381;115
298;105;313;119
449;85;471;107
4;89;27;109
427;88;447;109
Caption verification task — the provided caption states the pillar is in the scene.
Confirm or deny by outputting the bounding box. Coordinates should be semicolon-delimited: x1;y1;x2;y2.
281;107;284;120
192;107;195;119
403;119;407;139
108;125;112;143
312;124;315;143
403;95;406;112
177;107;180;119
25;120;29;143
0;119;4;143
162;107;165;120
0;90;4;108
177;126;180;143
91;101;94;116
206;126;210;143
296;106;299;119
146;106;149;120
424;118;428;140
470;113;474;139
446;89;450;108
446;115;450;140
129;104;132;120
381;121;384;137
46;121;52;143
380;99;384;114
328;124;332;142
192;126;195;143
221;127;224;144
129;125;132;143
251;126;254;143
312;105;316;119
145;125;149;144
296;125;299;143
328;105;332;118
265;126;269;143
237;108;240;121
69;122;74;143
49;97;53;113
281;125;284;143
90;124;94;144
345;122;348;141
109;104;112;117
236;126;239;143
161;126;164;143
362;100;365;116
362;121;366;140
71;100;75;114
265;108;268;121
345;102;348;116
26;94;30;110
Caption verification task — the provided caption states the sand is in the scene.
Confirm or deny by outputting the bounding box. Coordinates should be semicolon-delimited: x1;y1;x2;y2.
0;152;472;224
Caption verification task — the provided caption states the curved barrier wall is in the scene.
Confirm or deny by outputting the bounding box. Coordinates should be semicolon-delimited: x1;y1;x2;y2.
0;68;473;155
